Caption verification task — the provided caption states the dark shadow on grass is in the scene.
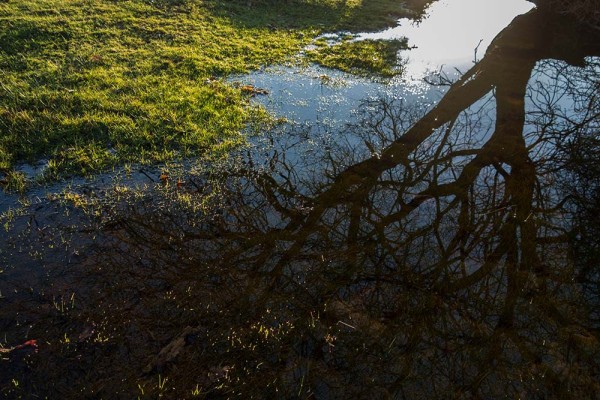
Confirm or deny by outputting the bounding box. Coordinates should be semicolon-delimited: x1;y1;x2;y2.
202;0;436;32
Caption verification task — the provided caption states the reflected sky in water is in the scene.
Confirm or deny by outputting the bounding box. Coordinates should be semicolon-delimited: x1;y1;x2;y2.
358;0;535;80
1;2;599;399
231;64;443;128
233;0;535;129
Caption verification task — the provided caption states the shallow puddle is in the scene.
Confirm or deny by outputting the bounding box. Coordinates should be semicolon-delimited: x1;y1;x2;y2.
232;0;535;130
1;2;599;399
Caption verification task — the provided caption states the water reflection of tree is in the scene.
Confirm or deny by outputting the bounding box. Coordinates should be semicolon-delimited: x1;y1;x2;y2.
2;7;599;400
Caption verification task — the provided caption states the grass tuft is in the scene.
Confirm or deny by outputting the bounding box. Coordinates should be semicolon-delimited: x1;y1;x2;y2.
306;38;408;77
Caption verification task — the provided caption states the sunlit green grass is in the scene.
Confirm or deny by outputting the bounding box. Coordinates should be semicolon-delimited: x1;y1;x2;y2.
0;0;422;180
306;37;408;77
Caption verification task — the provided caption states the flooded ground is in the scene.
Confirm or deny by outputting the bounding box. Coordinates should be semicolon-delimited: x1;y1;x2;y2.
1;1;600;399
233;0;534;131
358;0;535;79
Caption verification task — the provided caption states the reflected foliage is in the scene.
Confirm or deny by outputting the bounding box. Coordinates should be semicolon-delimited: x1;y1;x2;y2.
1;7;599;400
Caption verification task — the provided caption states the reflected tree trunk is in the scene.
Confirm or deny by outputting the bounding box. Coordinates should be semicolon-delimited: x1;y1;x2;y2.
1;5;599;399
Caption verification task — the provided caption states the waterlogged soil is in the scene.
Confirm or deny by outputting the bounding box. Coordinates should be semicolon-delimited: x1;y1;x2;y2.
2;2;600;399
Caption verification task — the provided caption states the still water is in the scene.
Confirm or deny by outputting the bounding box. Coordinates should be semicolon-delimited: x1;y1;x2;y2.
232;0;536;130
358;0;535;79
1;1;599;399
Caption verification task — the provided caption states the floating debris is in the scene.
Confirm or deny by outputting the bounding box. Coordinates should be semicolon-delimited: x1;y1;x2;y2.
0;340;39;356
239;84;269;96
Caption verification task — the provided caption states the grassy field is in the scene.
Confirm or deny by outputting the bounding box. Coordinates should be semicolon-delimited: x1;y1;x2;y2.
0;0;428;183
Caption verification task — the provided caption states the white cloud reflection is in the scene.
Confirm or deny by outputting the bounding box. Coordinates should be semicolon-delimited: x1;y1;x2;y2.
358;0;535;81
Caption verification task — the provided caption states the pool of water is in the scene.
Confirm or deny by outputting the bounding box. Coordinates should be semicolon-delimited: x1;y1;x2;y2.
2;2;599;398
358;0;535;80
228;0;535;138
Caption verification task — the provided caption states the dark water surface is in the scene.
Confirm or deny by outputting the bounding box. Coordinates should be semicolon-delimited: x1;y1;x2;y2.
1;3;599;399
